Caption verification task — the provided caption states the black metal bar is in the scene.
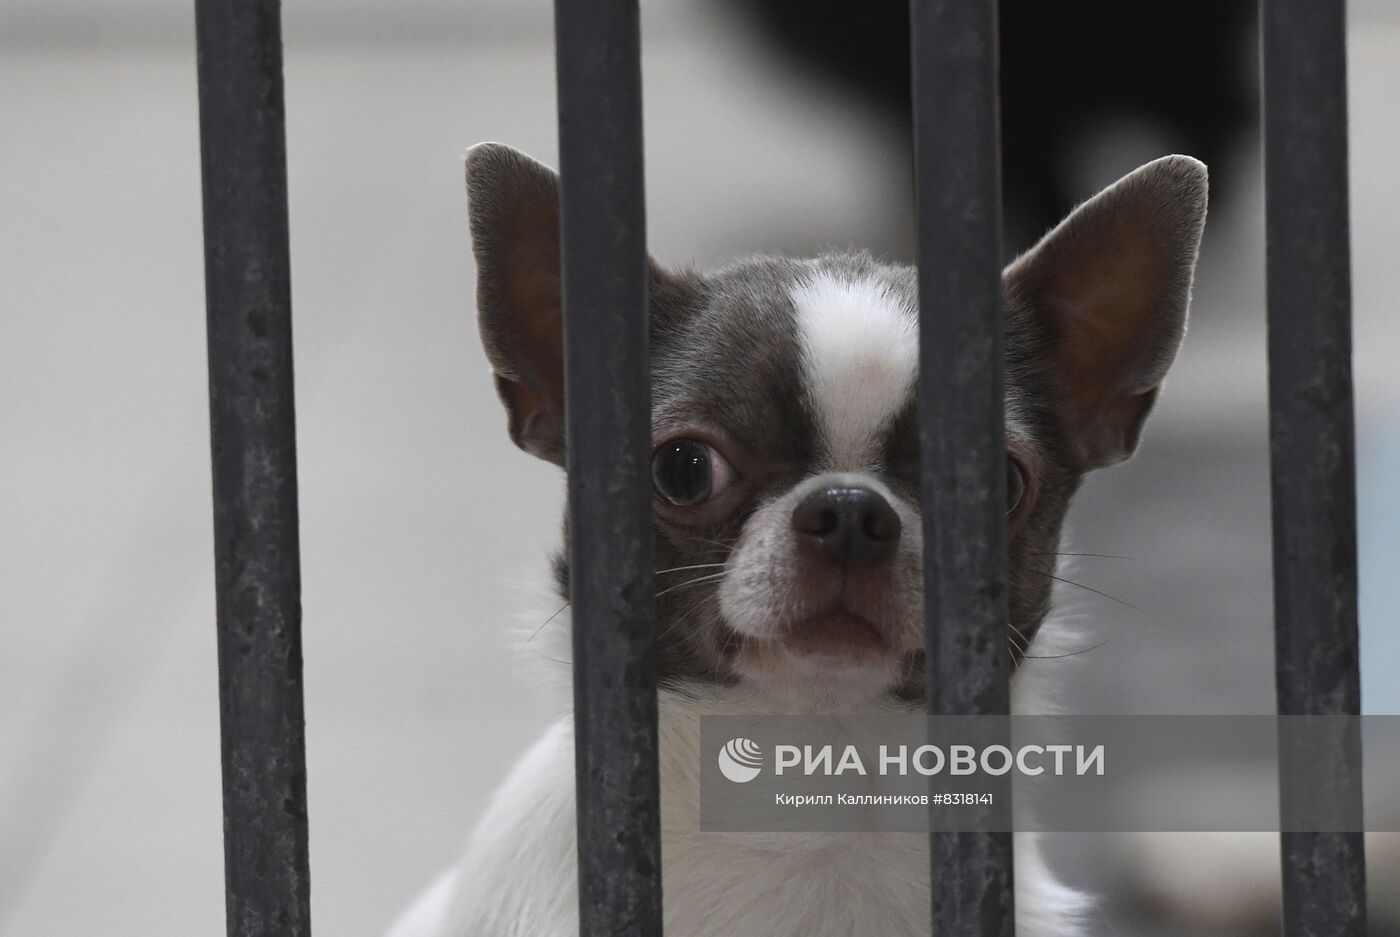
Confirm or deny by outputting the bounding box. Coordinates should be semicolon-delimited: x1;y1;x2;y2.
910;1;1013;935
194;1;310;934
1263;1;1368;935
552;2;663;936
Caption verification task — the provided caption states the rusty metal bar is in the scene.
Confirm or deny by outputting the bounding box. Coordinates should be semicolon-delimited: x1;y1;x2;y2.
1263;1;1368;935
553;1;663;934
194;0;311;933
910;1;1013;935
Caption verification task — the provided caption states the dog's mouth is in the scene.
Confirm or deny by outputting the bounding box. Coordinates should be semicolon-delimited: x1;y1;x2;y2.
720;557;921;680
780;607;887;655
727;593;919;688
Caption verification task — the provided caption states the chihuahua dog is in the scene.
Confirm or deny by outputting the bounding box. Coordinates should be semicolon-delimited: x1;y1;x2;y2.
387;143;1207;937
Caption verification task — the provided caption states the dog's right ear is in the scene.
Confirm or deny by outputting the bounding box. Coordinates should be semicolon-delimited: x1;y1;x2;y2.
466;143;567;464
1005;155;1207;471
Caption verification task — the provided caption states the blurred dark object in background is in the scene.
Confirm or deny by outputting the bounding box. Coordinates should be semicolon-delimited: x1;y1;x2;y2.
723;0;1257;249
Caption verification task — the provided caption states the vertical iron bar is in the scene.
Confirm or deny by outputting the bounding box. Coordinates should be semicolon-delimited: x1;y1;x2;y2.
910;1;1012;936
194;0;310;935
553;3;662;936
1263;1;1368;935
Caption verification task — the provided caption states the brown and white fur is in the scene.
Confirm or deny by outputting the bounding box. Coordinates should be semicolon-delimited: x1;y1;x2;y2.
387;143;1208;937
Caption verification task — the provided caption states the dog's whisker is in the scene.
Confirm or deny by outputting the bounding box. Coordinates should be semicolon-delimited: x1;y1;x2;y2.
655;563;728;576
657;593;718;644
1029;570;1139;610
655;573;728;598
1021;636;1115;660
526;568;727;645
525;601;571;645
665;601;733;675
1007;621;1034;648
1032;551;1134;560
677;535;737;554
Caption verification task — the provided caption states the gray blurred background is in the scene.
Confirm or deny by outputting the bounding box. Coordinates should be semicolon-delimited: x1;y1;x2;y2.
2;1;1398;935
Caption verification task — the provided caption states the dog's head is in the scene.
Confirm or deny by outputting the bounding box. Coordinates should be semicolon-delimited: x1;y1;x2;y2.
466;143;1206;706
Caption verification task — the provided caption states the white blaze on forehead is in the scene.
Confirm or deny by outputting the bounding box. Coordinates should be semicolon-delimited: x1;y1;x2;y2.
791;271;919;468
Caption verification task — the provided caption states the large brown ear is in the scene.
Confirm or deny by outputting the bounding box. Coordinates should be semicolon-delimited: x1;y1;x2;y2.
1005;155;1208;471
466;143;568;464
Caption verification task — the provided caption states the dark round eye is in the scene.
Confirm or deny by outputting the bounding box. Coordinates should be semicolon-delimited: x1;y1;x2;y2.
1007;457;1028;515
652;439;734;507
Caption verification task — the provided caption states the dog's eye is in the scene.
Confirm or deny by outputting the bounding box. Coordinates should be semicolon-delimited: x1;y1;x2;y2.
652;439;734;506
1007;457;1027;515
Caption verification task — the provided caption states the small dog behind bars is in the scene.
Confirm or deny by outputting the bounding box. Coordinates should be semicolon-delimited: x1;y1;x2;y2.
387;143;1207;937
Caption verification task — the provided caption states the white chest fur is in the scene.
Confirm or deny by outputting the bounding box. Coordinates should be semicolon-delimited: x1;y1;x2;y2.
387;686;1085;937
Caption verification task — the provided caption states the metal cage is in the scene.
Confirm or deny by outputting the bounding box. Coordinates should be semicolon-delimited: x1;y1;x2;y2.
193;1;1366;934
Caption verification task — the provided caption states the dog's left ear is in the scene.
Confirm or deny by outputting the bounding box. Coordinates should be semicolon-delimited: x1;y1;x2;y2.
1006;155;1208;471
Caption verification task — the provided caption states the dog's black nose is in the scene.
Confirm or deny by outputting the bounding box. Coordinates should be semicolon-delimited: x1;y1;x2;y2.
792;486;901;567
